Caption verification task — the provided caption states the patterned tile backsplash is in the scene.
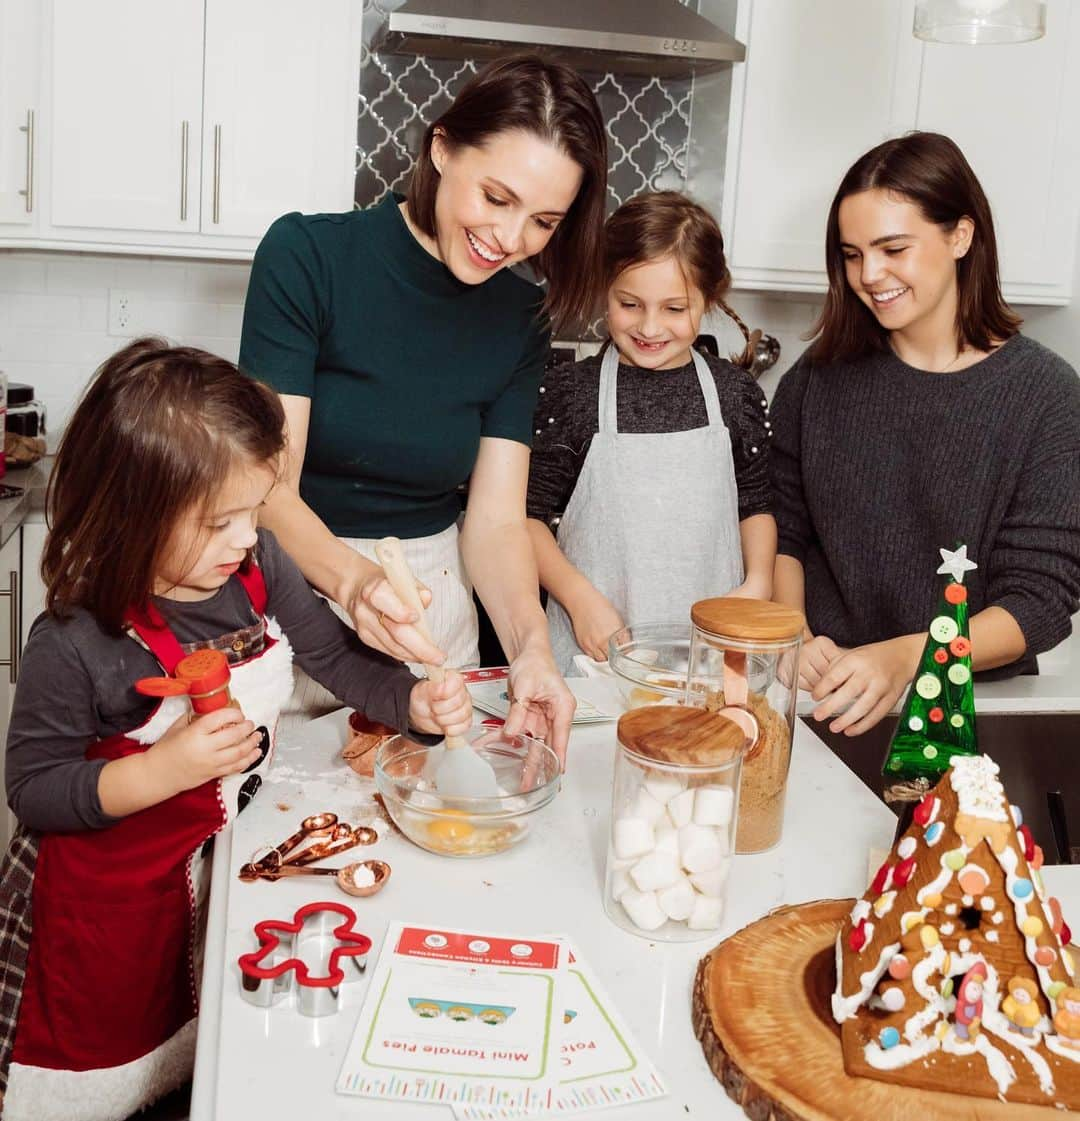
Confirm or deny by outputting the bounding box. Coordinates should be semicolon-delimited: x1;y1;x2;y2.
355;0;696;214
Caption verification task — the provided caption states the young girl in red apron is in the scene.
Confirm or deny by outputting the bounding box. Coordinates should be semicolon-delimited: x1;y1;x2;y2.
0;339;472;1121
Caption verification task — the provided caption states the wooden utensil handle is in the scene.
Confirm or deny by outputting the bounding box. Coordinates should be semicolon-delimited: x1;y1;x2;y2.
374;536;445;683
375;538;467;749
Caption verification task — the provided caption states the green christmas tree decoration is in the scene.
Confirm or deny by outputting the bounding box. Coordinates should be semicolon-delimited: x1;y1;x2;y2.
883;545;979;799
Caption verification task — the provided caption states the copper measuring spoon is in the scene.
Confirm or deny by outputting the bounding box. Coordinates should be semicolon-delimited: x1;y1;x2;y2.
248;812;339;873
716;651;762;758
238;859;391;898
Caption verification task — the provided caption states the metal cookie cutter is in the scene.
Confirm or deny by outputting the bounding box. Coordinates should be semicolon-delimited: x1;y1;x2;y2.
238;901;372;1017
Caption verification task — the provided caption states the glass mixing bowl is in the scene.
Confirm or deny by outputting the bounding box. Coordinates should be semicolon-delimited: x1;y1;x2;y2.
374;727;561;857
608;622;696;709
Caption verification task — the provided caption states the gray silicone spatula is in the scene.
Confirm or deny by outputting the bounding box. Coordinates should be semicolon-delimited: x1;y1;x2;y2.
374;536;500;799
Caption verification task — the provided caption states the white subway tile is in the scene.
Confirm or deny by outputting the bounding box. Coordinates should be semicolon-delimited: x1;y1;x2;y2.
7;293;82;330
217;303;244;337
80;296;107;331
142;300;220;339
0;256;47;293
45;255;116;293
188;262;250;304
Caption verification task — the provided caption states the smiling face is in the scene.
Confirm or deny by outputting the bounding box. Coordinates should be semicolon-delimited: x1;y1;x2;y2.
154;459;277;601
419;128;582;285
838;188;973;343
606;255;705;371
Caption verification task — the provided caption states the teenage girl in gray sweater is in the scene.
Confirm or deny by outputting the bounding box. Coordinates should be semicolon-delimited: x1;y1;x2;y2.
771;132;1080;736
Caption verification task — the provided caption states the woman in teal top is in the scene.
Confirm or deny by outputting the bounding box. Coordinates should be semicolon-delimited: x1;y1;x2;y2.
239;56;607;757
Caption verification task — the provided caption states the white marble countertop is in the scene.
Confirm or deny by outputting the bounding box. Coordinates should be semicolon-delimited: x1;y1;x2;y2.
186;693;1080;1121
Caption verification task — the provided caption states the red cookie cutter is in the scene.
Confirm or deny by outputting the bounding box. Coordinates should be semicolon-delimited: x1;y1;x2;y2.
238;900;372;1017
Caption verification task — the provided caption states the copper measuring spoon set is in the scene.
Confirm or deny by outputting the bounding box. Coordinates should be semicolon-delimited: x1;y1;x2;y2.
239;812;390;898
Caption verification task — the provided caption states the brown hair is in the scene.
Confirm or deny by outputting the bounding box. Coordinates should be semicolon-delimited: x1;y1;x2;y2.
44;338;286;632
810;131;1021;364
406;54;608;336
604;191;753;369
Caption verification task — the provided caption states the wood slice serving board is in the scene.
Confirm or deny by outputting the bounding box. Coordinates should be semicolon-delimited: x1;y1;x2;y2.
692;899;1066;1121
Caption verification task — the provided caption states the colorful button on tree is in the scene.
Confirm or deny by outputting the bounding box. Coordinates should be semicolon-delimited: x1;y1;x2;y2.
884;546;978;792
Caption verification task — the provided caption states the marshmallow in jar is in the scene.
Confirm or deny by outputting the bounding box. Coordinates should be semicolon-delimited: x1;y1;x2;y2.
604;705;745;941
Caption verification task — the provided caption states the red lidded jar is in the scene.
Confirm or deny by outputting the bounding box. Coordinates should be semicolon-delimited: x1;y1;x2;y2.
175;649;236;715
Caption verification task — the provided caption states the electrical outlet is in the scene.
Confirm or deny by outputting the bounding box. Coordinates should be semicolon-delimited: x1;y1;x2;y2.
108;289;140;336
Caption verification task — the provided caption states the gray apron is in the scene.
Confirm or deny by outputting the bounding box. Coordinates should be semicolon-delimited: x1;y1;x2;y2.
547;346;744;674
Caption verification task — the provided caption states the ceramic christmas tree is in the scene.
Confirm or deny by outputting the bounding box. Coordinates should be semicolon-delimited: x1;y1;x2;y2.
883;546;978;800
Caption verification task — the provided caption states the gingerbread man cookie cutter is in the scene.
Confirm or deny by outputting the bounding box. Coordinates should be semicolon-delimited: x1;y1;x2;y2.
238;901;372;1017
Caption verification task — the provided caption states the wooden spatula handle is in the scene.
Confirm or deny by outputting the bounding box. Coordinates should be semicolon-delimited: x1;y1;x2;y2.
373;537;445;682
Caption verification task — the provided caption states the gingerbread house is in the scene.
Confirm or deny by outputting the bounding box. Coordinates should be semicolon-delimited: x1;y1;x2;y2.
832;754;1080;1109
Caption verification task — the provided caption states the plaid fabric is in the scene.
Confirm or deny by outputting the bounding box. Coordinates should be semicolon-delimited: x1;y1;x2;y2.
179;619;265;663
0;826;39;1092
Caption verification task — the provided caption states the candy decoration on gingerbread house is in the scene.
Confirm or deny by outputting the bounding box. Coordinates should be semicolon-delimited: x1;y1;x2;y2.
833;754;1079;1109
883;545;978;801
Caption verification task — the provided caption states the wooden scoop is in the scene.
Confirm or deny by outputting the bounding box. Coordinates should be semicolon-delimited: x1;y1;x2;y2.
374;537;500;799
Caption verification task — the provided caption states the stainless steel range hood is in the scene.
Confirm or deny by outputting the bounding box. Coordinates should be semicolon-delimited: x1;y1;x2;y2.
376;0;746;79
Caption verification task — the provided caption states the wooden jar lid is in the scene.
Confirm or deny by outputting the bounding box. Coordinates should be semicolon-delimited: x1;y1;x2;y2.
690;596;805;642
616;705;745;766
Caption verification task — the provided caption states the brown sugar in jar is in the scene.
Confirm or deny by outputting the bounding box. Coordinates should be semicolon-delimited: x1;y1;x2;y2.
688;597;804;854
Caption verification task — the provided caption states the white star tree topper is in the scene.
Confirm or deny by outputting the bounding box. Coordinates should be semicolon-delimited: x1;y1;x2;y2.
937;544;978;585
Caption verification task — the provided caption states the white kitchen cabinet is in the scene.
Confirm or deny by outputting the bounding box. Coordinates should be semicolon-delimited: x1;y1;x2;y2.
0;0;40;227
2;0;358;257
19;518;45;653
916;2;1080;303
0;530;20;846
201;0;353;239
723;0;1080;304
722;0;923;291
50;0;203;233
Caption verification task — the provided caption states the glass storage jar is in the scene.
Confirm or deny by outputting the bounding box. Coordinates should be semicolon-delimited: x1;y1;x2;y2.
604;705;745;942
686;598;804;854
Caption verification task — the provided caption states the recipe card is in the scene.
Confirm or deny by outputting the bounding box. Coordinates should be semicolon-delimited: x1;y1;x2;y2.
336;923;567;1111
452;946;668;1120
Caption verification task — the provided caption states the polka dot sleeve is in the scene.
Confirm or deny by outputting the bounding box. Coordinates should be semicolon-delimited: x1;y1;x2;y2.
727;363;773;520
525;357;596;525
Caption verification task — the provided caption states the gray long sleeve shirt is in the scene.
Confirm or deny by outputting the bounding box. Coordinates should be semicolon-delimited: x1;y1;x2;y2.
770;334;1080;678
7;529;419;832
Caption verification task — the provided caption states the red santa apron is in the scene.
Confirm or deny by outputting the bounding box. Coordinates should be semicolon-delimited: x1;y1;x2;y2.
2;563;294;1121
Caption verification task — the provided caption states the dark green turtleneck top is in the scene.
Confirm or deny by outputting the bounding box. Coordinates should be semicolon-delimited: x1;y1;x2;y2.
239;192;549;538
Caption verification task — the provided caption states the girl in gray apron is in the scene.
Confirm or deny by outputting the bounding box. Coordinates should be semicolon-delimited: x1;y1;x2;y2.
527;192;776;673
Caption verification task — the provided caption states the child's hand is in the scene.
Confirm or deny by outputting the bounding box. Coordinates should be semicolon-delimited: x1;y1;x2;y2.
150;709;264;795
569;588;624;662
730;575;772;601
409;672;473;738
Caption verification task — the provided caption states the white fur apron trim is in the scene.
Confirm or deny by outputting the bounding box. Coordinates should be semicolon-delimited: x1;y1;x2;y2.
128;617;294;745
3;1018;197;1121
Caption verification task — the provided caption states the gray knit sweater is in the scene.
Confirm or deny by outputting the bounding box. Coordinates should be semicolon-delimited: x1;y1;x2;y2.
770;334;1080;677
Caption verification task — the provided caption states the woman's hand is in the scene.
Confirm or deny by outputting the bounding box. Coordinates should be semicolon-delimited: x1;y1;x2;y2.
340;555;447;666
150;709;264;795
504;646;576;767
798;634;846;691
409;672;473;738
809;635;922;736
568;586;624;662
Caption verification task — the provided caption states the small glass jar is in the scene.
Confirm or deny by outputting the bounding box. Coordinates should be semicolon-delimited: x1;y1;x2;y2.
604;705;745;942
686;597;804;854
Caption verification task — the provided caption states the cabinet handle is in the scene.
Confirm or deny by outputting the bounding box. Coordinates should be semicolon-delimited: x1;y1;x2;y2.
180;120;189;221
17;109;34;214
0;570;19;685
212;124;222;224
